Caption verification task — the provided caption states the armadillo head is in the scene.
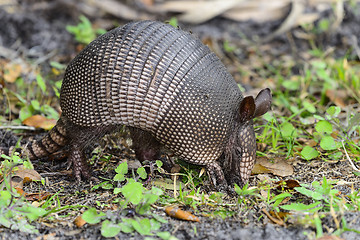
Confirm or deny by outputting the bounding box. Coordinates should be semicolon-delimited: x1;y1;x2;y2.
223;88;272;186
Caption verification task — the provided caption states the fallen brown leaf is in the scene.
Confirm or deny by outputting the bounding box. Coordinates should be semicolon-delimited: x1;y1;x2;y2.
15;187;25;196
3;62;22;83
275;179;301;191
165;206;200;222
252;164;272;174
152;178;180;191
269;210;291;220
253;157;294;177
74;215;86;228
23;115;57;130
25;192;52;201
316;235;344;240
14;165;42;182
326;89;347;108
262;208;285;226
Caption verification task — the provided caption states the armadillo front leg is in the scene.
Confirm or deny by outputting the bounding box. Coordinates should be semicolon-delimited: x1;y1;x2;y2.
206;161;227;190
129;127;161;163
67;144;91;181
129;127;177;173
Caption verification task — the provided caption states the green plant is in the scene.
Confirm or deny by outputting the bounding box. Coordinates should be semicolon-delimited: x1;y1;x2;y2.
82;161;173;238
66;15;106;44
0;153;47;233
0;190;48;233
167;17;178;28
280;176;360;237
223;40;236;53
301;105;360;162
235;183;262;205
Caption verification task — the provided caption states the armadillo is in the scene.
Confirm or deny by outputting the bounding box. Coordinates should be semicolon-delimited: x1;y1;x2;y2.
3;20;272;187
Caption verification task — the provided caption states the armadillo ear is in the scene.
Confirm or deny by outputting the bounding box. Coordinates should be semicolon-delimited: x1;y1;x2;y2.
239;96;255;122
254;88;272;117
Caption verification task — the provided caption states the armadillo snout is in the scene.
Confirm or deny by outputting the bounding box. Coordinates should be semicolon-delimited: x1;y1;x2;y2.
237;122;256;183
222;121;256;187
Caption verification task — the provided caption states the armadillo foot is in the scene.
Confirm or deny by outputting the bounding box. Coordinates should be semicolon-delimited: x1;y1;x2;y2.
67;145;92;181
206;161;227;190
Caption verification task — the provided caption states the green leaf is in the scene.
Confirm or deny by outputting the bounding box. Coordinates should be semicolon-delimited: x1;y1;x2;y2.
82;208;106;224
270;192;292;207
66;15;104;44
150;187;163;196
151;213;168;224
50;61;67;70
114;188;121;195
0;190;11;203
295;186;324;201
157;231;172;240
20;205;47;221
114;174;126;182
329;151;343;160
119;220;134;233
326;106;341;117
317;69;332;82
282;80;300;90
41;105;60;119
314;213;323;238
120;180;144;205
114;161;128;182
223;40;236;53
115;161;128;175
137;167;147;180
150;218;161;231
281;201;322;212
318;19;330;32
315;120;333;134
30;100;40;111
155;160;163;168
132;218;152;235
347;113;360;132
0;215;11;228
17;220;39;234
303;101;316;113
320;135;337;150
36;74;47;94
167;17;178;28
19;106;33;122
92;181;112;190
53;81;62;98
136;188;162;215
101;220;122;238
100;182;114;190
311;61;327;69
280;122;297;139
301;146;319;160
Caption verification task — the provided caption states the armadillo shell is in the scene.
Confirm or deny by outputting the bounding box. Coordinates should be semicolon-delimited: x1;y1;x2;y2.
60;20;243;165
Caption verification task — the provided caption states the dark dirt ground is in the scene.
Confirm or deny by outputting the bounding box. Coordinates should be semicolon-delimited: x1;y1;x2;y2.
1;0;360;239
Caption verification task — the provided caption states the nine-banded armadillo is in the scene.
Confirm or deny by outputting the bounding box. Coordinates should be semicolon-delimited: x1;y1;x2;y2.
3;20;272;188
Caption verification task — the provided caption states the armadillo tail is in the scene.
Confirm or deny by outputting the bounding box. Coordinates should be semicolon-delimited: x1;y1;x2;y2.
27;116;69;159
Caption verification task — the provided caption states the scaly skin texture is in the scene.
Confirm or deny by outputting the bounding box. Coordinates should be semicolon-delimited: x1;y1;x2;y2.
1;21;272;189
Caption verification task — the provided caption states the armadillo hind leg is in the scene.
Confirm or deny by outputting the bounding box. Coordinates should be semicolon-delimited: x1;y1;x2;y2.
67;143;91;181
